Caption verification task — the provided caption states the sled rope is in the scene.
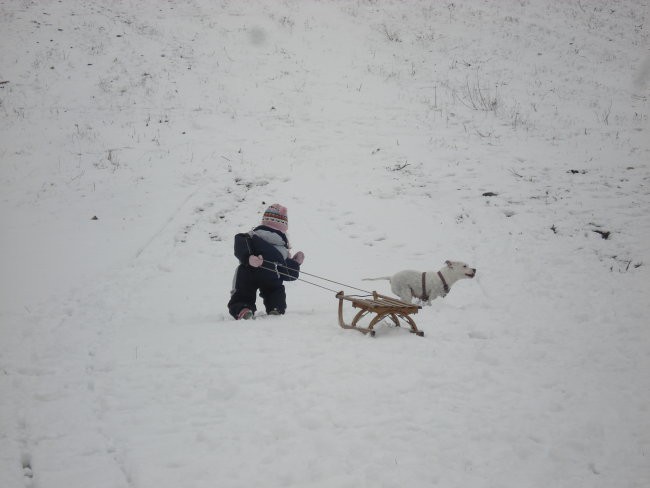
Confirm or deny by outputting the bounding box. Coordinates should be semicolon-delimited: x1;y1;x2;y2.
259;260;372;295
258;263;340;293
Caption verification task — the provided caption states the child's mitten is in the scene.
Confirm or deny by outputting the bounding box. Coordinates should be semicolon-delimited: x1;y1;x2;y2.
292;251;305;265
248;254;264;267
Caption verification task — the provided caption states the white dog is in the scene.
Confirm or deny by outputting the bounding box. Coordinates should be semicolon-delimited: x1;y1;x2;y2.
363;261;477;304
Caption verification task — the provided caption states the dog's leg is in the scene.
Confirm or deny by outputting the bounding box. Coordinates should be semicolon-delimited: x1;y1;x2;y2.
393;287;413;303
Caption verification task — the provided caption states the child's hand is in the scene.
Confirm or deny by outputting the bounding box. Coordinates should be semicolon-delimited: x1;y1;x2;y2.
292;251;305;265
248;255;264;267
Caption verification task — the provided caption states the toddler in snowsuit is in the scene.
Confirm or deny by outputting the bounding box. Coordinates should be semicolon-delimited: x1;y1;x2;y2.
228;204;305;320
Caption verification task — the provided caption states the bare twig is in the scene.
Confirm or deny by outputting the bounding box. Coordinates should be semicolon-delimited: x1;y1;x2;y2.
388;161;410;171
459;70;499;112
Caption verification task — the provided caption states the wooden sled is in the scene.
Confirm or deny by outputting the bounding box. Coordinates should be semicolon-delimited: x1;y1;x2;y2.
336;291;424;337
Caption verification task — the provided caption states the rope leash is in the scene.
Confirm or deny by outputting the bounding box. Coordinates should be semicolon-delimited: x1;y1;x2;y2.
258;260;372;296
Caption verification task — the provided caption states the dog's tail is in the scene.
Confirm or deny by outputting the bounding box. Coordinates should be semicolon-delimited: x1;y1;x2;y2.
361;276;391;282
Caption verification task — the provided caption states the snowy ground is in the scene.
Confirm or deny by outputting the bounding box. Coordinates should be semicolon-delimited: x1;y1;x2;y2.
1;1;649;487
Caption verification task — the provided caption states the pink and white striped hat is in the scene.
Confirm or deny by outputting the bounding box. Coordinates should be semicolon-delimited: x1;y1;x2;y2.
261;204;288;233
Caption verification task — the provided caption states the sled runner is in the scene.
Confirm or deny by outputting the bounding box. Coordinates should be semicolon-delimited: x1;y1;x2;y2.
335;291;423;337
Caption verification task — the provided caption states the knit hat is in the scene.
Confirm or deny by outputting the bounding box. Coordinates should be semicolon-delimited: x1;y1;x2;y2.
261;204;288;233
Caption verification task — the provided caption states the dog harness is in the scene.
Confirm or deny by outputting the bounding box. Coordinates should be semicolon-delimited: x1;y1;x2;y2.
437;271;450;296
411;272;449;301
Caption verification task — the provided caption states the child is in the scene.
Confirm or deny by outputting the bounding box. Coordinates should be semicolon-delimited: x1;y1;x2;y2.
228;204;305;320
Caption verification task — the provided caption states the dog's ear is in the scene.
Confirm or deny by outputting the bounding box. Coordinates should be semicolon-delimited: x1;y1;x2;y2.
445;260;453;267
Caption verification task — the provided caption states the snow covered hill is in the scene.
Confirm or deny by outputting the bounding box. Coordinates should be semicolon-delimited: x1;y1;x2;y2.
1;1;649;487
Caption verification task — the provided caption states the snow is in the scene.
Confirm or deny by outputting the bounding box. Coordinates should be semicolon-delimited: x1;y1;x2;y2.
1;0;649;486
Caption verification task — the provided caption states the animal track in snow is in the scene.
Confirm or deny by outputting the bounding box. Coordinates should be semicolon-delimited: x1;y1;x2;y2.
21;452;34;483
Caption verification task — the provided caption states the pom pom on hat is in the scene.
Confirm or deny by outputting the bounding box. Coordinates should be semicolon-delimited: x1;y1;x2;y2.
261;204;288;233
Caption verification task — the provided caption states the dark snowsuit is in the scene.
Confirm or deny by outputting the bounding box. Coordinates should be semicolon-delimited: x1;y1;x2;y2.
227;225;300;318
